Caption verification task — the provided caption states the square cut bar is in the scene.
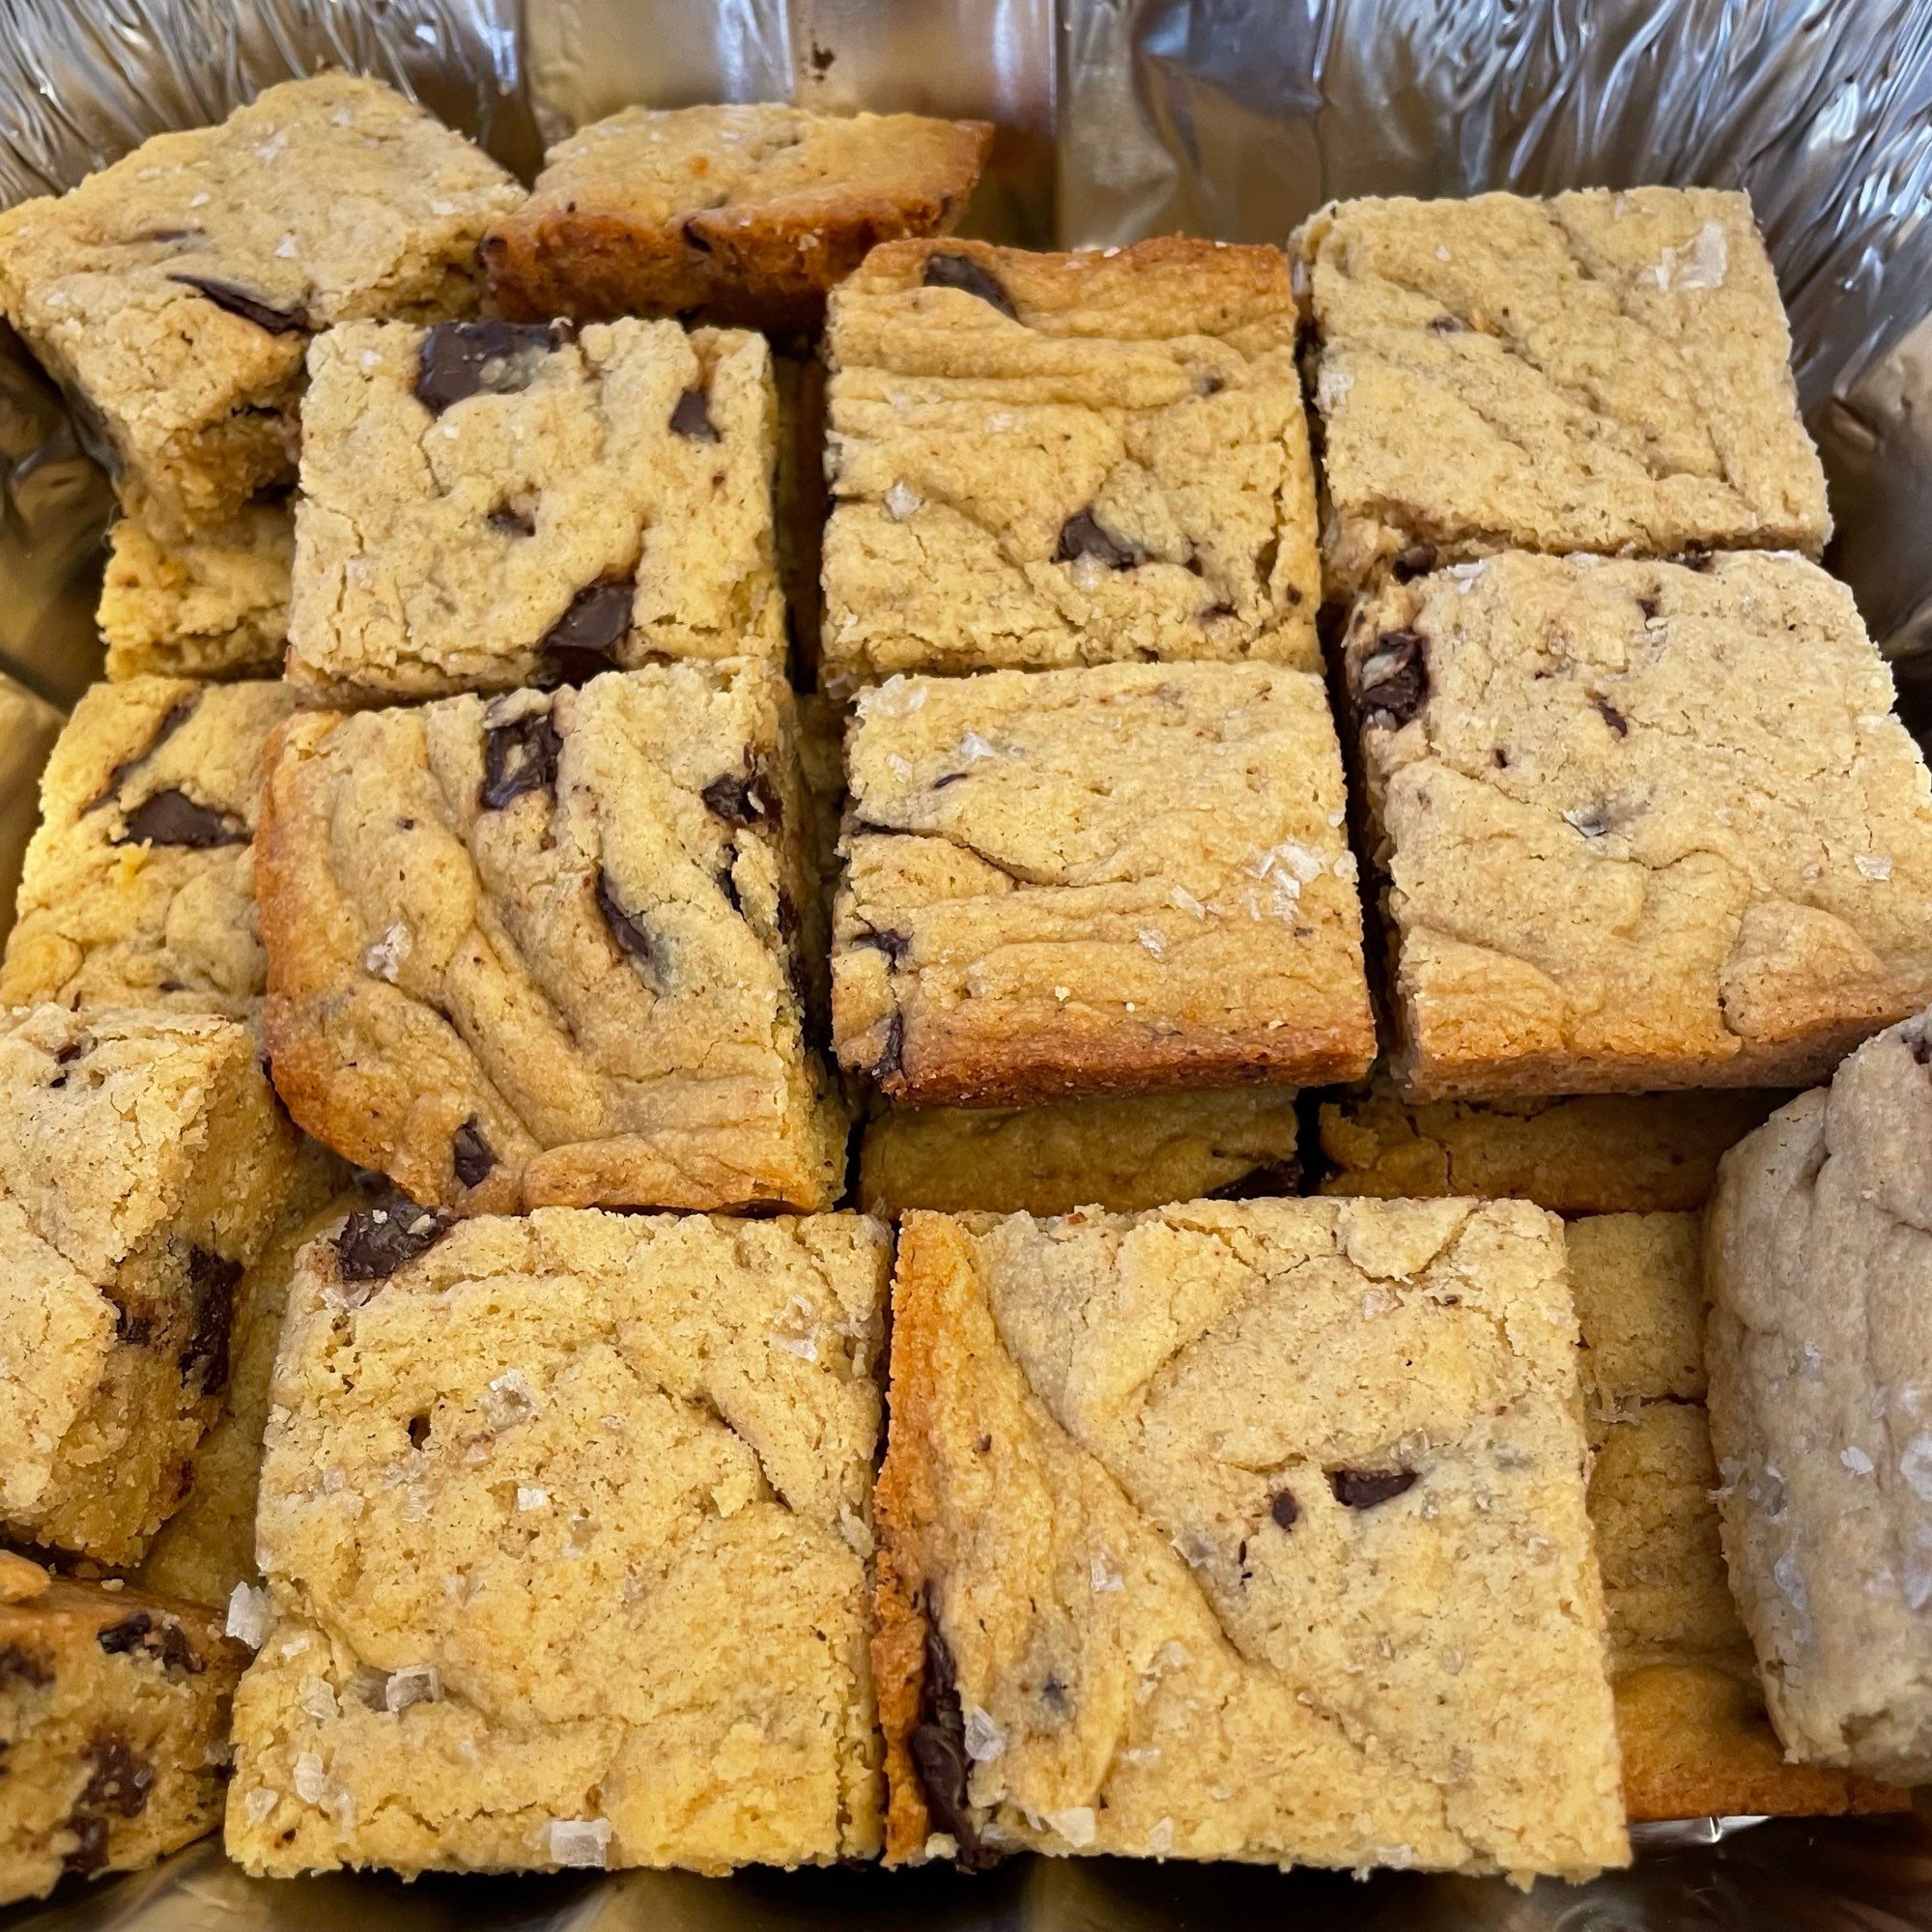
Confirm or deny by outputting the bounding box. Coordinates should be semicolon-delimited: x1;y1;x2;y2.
1345;551;1932;1096
874;1199;1628;1880
1294;188;1831;597
99;500;294;682
1318;1082;1785;1213
832;663;1374;1105
485;102;993;333
819;238;1322;689
257;664;847;1214
857;1089;1300;1219
1568;1212;1907;1821
0;74;520;534
0;1552;248;1903
1;677;297;1017
225;1207;889;1876
285;317;782;702
0;1005;298;1564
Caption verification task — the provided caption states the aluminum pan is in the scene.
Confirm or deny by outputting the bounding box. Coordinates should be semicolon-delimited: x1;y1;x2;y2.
0;0;1929;1924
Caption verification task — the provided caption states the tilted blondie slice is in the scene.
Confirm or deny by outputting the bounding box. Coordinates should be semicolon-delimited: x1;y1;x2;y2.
258;665;847;1214
821;238;1321;687
226;1207;889;1875
875;1198;1629;1881
833;662;1374;1105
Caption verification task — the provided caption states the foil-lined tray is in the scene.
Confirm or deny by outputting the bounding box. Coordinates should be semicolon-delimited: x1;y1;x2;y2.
2;1;1930;1925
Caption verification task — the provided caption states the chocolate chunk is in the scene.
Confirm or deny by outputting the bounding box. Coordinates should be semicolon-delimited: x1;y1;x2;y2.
1269;1488;1300;1529
932;770;970;788
922;251;1017;320
1493;747;1510;768
79;1734;153;1817
1392;542;1438;581
488;504;536;538
452;1117;496;1189
1428;313;1467;334
596;871;668;989
1195;370;1226;396
669;387;721;442
105;1292;152;1348
871;1008;906;1083
910;1620;997;1868
113;789;248;850
537;581;633;685
180;1247;241;1397
855;926;912;964
166;273;306;334
1328;1466;1419;1509
701;758;780;826
1055;509;1140;571
1041;1673;1070;1710
63;1813;108;1876
414;320;564;415
480;711;562;810
99;1613;197;1674
335;1197;454;1284
84;696;197;813
55;1041;84;1065
1356;631;1429;728
681;217;714;254
1593;696;1630;736
0;1643;51;1690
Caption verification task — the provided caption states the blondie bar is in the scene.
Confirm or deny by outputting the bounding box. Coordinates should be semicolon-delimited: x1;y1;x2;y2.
258;666;847;1213
0;74;519;532
1318;1083;1784;1212
225;1208;888;1876
0;1005;298;1564
1569;1211;1906;1819
1346;551;1932;1095
1294;188;1832;596
857;1089;1299;1218
135;1149;353;1609
833;663;1374;1105
484;102;992;332
99;500;293;682
0;1553;246;1903
820;238;1321;688
875;1199;1628;1880
1706;1014;1932;1783
0;677;296;1017
284;318;782;701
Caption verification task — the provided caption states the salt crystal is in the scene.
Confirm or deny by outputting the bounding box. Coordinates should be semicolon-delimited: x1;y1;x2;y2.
1900;1433;1932;1502
545;1817;613;1868
1170;886;1207;919
298;1677;337;1723
273;232;298;258
363;923;411;981
1136;927;1166;958
226;1582;272;1650
1045;1806;1096;1848
1147;1816;1175;1856
770;1293;820;1360
886;753;914;780
292;1753;328;1804
1090;1548;1124;1593
861;676;925;720
1841;1445;1874;1475
1652;221;1728;292
884;480;923;521
384;1664;440;1712
242;1787;279;1826
517;1486;549;1511
1317;365;1353;412
958;730;999;762
963;1706;1006;1761
482;1369;538;1431
1856;852;1893;880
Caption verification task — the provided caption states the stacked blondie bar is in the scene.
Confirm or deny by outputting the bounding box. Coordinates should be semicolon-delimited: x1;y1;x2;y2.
0;67;1923;1907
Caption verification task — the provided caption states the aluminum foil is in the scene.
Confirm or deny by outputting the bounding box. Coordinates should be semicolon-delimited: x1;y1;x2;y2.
1;0;1930;1925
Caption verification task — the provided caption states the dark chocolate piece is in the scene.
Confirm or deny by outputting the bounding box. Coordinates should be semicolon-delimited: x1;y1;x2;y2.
1328;1466;1419;1509
1356;631;1429;728
922;251;1017;320
480;711;562;810
112;790;247;850
910;1619;997;1867
1055;509;1139;571
596;871;668;990
335;1198;454;1284
452;1117;496;1189
180;1248;242;1398
414;320;565;416
537;581;633;685
166;274;306;334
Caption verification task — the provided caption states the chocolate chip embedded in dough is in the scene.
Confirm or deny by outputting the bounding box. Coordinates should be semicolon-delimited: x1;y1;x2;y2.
854;926;912;964
596;871;669;991
921;251;1017;320
1055;510;1140;572
335;1198;454;1283
1593;696;1630;737
0;1643;52;1690
669;387;721;441
112;790;248;850
488;504;536;538
1356;631;1429;728
700;758;780;826
414;319;566;416
452;1117;496;1189
870;1009;906;1084
1328;1466;1419;1509
167;273;307;334
480;711;562;810
1269;1488;1300;1529
909;1619;998;1868
537;581;633;686
180;1248;242;1397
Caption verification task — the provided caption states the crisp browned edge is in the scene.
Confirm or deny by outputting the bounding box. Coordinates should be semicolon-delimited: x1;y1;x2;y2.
872;1211;961;1863
484;118;996;328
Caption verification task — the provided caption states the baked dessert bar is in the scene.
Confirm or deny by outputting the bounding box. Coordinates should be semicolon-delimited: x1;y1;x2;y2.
284;317;783;702
225;1207;889;1875
1706;1012;1932;1783
820;238;1321;689
99;499;294;682
875;1199;1629;1880
0;1553;246;1903
1568;1212;1904;1820
857;1089;1299;1219
135;1147;353;1609
1294;187;1831;596
0;677;297;1017
832;662;1375;1105
484;102;993;332
0;1005;298;1564
0;673;65;947
0;74;519;533
1318;1083;1784;1212
258;665;847;1213
1345;550;1932;1095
